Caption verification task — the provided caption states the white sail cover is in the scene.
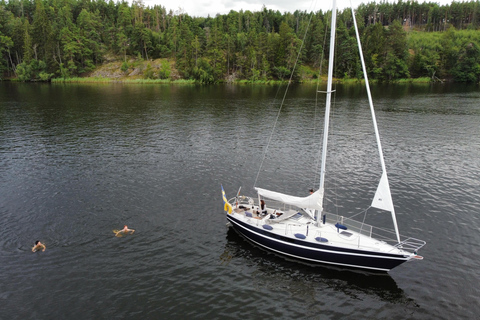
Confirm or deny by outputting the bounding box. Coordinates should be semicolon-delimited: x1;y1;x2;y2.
255;187;324;211
371;172;394;212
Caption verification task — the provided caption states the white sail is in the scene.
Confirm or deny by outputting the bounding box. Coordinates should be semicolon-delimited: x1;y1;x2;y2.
255;187;324;211
371;172;394;212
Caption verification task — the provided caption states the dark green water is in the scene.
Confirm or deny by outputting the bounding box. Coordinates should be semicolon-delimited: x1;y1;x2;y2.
1;82;479;319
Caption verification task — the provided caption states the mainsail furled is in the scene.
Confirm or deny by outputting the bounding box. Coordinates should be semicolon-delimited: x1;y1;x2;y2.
255;187;323;211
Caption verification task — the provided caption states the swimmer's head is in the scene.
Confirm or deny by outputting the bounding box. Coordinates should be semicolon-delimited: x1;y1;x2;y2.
124;225;128;229
35;240;40;245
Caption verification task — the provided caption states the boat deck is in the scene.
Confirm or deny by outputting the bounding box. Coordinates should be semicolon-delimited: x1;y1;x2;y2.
231;205;410;255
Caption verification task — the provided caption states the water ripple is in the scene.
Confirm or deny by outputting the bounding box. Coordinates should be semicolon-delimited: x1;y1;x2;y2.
1;83;479;319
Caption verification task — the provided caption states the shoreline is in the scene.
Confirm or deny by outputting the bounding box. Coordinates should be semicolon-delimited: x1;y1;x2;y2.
0;76;436;84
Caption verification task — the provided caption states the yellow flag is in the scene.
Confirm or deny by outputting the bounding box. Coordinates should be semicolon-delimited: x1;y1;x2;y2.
221;185;233;214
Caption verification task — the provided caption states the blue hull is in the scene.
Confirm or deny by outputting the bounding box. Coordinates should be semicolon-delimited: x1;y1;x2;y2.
227;215;409;272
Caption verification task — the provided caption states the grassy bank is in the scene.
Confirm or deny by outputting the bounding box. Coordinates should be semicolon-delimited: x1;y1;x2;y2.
51;77;196;84
50;76;434;84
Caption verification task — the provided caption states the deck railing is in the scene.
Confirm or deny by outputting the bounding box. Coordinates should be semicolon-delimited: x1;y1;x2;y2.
229;197;425;253
325;211;426;252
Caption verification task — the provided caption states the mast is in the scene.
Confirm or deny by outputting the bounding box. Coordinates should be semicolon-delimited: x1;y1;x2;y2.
350;5;401;243
317;0;337;222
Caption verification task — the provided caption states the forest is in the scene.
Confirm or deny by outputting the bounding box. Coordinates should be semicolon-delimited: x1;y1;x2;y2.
1;0;480;83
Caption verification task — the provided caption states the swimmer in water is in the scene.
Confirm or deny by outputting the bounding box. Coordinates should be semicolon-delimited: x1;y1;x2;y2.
115;225;135;236
32;240;46;252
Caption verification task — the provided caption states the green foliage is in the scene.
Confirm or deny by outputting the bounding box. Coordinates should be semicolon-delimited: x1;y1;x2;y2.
192;58;215;84
22;20;33;64
121;61;129;72
408;31;442;78
452;41;480;82
0;34;13;75
273;66;290;80
38;71;52;81
143;63;154;79
16;59;52;81
58;63;70;79
158;62;171;79
335;20;358;79
16;62;32;81
1;0;480;83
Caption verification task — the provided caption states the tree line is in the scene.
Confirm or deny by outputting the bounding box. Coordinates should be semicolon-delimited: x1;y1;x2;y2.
1;0;480;83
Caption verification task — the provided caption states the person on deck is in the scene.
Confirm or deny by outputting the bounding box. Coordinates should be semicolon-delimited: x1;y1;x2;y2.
260;200;267;215
32;240;46;252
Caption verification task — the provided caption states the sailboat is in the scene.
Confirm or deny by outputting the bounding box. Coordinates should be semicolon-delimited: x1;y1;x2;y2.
221;0;425;272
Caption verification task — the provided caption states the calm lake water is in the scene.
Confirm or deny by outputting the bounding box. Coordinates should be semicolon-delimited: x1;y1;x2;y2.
1;82;479;319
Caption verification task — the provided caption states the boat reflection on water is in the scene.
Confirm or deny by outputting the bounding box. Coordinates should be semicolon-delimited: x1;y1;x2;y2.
221;228;417;306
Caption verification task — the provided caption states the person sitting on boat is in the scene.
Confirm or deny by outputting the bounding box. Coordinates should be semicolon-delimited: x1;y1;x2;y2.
32;240;46;252
115;225;135;236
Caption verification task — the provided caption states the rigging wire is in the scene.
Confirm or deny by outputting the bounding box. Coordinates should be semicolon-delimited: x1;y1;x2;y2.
253;2;318;189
